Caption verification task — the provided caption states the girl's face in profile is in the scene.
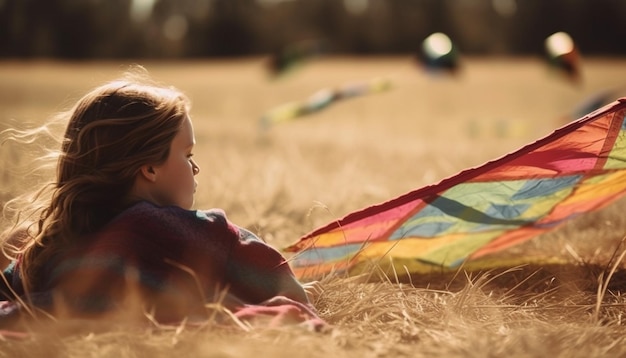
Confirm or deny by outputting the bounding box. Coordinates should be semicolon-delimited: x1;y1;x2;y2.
149;116;200;209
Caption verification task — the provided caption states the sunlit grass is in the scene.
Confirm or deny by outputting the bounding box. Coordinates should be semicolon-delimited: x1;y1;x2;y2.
2;57;626;356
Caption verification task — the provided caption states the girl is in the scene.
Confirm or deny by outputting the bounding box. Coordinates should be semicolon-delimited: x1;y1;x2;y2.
0;69;324;329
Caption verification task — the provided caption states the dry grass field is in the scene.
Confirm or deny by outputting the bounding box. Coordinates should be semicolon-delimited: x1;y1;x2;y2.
2;57;626;356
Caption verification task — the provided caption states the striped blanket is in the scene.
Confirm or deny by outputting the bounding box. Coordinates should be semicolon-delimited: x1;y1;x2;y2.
0;201;326;334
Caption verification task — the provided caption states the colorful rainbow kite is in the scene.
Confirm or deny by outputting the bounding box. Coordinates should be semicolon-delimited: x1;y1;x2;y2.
285;98;626;280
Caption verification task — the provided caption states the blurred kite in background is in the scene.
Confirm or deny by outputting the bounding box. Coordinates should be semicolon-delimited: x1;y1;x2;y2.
416;32;460;76
259;78;392;129
267;39;329;78
544;31;582;84
562;87;626;124
286;98;626;281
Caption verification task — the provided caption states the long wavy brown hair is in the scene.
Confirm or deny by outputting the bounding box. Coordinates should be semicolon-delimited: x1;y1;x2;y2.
1;69;190;292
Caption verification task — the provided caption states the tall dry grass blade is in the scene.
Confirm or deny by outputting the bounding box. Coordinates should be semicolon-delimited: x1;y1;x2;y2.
446;257;471;290
206;287;248;326
207;304;251;332
284;202;335;264
163;258;231;326
594;246;626;323
599;235;626;278
370;262;393;285
403;266;415;287
565;244;584;264
163;258;207;305
163;259;256;330
286;201;366;280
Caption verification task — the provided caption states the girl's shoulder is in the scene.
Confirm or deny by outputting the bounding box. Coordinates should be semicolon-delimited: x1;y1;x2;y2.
194;208;229;225
110;201;244;242
194;209;264;244
117;201;228;227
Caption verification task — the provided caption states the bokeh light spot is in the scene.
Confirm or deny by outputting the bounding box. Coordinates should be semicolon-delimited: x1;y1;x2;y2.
256;0;296;7
163;15;188;42
130;0;156;23
343;0;370;16
492;0;517;17
423;32;453;59
545;32;575;58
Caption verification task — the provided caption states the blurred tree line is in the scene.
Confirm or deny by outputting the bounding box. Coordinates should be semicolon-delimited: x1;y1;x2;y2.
0;0;625;59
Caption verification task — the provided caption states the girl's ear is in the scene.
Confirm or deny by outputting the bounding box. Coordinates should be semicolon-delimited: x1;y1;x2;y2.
139;164;158;182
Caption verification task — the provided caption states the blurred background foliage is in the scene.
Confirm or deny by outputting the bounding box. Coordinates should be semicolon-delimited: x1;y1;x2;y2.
1;0;625;59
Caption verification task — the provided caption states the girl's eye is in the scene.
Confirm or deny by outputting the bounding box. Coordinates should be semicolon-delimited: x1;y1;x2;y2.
187;153;194;159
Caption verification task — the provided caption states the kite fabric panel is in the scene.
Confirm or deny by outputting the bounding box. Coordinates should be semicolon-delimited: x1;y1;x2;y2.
285;98;626;280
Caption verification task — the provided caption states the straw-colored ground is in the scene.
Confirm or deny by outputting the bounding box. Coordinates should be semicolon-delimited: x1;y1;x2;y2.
2;57;626;356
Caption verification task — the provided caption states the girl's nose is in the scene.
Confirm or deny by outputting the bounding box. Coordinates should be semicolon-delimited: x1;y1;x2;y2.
192;160;200;175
